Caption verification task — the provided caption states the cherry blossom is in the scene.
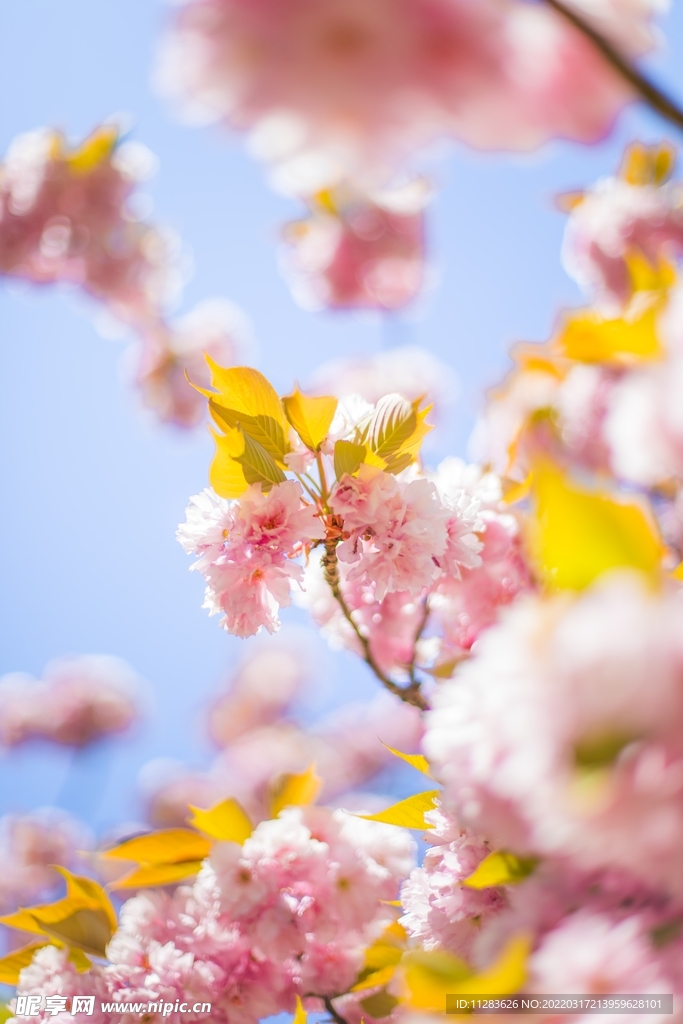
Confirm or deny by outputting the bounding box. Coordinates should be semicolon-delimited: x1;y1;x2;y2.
155;0;657;191
282;181;427;310
424;572;683;896
178;481;325;637
0;656;143;748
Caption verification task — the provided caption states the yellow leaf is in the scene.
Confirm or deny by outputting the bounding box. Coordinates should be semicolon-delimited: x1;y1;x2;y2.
0;870;118;958
359;991;399;1019
293;996;307;1024
357;791;440;830
188;798;253;843
401;949;473;1010
66;125;118;174
283;389;338;451
447;934;530;1002
362;923;406;973
209;423;286;497
368;396;433;473
351;964;398;993
0;907;49;936
558;301;662;365
0;942;48;984
334;440;367;480
370;395;417;459
206;362;289;463
381;743;431;778
621;141;676;187
35;908;112;959
462;851;537;889
69;948;92;972
102;828;211;866
671;561;683;581
529;461;663;591
402;935;529;1012
270;763;322;818
109;860;205;891
209;427;251;498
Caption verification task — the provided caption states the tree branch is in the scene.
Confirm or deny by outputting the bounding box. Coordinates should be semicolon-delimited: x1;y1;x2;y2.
321;539;429;711
542;0;683;133
323;997;349;1024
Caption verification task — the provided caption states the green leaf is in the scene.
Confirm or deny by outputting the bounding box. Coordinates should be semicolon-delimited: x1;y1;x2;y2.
462;850;537;889
334;440;367;480
282;389;338;451
356;790;440;830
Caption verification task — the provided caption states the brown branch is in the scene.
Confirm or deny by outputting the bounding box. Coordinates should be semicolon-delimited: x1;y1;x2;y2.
542;0;683;133
323;997;349;1024
407;597;431;689
321;539;429;711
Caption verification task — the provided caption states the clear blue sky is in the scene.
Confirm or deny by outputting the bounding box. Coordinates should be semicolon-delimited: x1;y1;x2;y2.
1;0;683;833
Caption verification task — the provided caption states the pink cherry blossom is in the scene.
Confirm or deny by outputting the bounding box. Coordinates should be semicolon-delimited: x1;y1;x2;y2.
563;156;683;313
0;127;173;325
529;912;682;1009
0;656;143;748
0;126;247;430
178;481;325;637
424;573;683;897
400;807;506;960
155;0;652;191
0;809;91;915
282;181;427;310
331;465;451;599
135;300;250;427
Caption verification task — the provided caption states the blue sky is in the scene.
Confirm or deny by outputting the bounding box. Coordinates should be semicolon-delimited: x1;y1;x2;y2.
1;0;683;832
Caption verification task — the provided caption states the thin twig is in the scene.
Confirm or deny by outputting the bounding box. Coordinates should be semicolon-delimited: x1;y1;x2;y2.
542;0;683;133
407;597;431;689
323;997;349;1024
322;539;429;711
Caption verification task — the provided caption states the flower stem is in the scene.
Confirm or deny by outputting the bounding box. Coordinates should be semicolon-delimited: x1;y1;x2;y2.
407;597;431;689
321;540;429;711
542;0;683;133
323;997;349;1024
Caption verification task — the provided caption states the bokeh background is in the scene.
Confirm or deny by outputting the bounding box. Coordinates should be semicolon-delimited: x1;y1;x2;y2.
2;0;683;833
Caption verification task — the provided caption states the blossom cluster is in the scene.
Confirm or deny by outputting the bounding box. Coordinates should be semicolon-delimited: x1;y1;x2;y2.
178;369;532;700
155;0;660;194
0;809;90;915
0;126;245;425
401;145;683;1009
0;655;143;748
10;805;414;1024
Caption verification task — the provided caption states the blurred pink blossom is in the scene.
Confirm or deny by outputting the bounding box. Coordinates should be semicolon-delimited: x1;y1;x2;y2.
425;573;683;897
0;809;91;915
282;181;427;309
155;0;656;192
0;125;247;428
0;655;143;748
